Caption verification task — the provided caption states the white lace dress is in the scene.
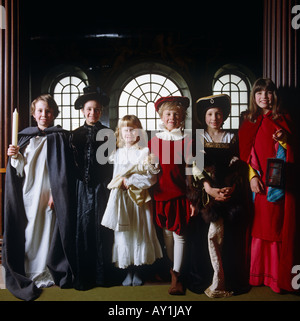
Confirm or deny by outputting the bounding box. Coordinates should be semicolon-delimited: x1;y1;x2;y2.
101;145;162;269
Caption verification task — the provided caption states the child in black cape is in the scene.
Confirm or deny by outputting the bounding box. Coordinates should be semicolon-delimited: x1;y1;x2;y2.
3;94;76;301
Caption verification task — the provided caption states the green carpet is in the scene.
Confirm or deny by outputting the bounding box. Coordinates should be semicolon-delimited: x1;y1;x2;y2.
0;284;300;301
1;285;299;320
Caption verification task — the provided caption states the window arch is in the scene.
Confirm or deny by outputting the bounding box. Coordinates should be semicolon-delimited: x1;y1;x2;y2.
119;73;183;130
109;62;192;131
213;73;250;130
53;75;88;130
212;64;254;130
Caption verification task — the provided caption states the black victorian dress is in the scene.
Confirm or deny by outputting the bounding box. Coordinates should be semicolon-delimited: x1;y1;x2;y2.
72;121;114;290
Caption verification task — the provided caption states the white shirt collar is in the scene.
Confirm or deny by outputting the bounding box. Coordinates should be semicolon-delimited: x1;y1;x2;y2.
156;123;185;141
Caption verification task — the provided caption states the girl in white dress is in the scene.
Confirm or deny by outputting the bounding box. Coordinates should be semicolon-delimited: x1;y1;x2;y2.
101;115;162;286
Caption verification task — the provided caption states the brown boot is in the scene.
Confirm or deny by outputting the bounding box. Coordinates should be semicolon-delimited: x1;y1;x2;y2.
168;269;185;295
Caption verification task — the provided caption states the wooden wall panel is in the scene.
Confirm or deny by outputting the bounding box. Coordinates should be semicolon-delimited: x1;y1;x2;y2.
0;0;20;253
263;0;298;88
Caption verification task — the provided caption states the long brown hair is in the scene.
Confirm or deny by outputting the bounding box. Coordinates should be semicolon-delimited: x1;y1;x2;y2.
246;78;280;122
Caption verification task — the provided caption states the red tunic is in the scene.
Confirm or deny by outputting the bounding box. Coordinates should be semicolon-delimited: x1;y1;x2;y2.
239;111;300;292
148;136;192;235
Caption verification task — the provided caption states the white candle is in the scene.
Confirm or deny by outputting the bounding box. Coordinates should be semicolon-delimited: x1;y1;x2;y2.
12;109;19;146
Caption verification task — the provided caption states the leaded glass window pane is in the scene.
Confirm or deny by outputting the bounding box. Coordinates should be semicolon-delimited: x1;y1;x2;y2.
213;74;250;130
118;73;183;130
54;76;87;130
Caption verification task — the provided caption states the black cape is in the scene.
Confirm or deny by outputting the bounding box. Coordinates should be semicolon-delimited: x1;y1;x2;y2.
2;126;77;301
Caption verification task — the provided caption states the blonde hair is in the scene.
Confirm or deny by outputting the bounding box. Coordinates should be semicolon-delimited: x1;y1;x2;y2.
31;94;60;119
116;115;147;148
246;78;280;122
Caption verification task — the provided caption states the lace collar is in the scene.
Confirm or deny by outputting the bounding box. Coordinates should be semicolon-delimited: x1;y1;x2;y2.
156;123;185;141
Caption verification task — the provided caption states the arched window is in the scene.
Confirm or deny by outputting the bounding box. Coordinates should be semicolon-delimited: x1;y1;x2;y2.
109;62;192;132
213;73;251;130
118;73;182;130
53;76;88;130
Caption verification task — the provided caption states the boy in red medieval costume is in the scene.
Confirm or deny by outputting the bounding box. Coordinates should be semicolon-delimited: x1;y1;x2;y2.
3;95;76;301
238;78;300;293
148;96;192;295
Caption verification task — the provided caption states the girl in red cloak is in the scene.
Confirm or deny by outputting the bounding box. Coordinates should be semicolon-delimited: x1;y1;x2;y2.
239;78;300;293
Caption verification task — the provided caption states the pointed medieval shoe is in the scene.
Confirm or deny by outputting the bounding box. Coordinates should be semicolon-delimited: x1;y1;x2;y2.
168;269;185;295
204;286;233;298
